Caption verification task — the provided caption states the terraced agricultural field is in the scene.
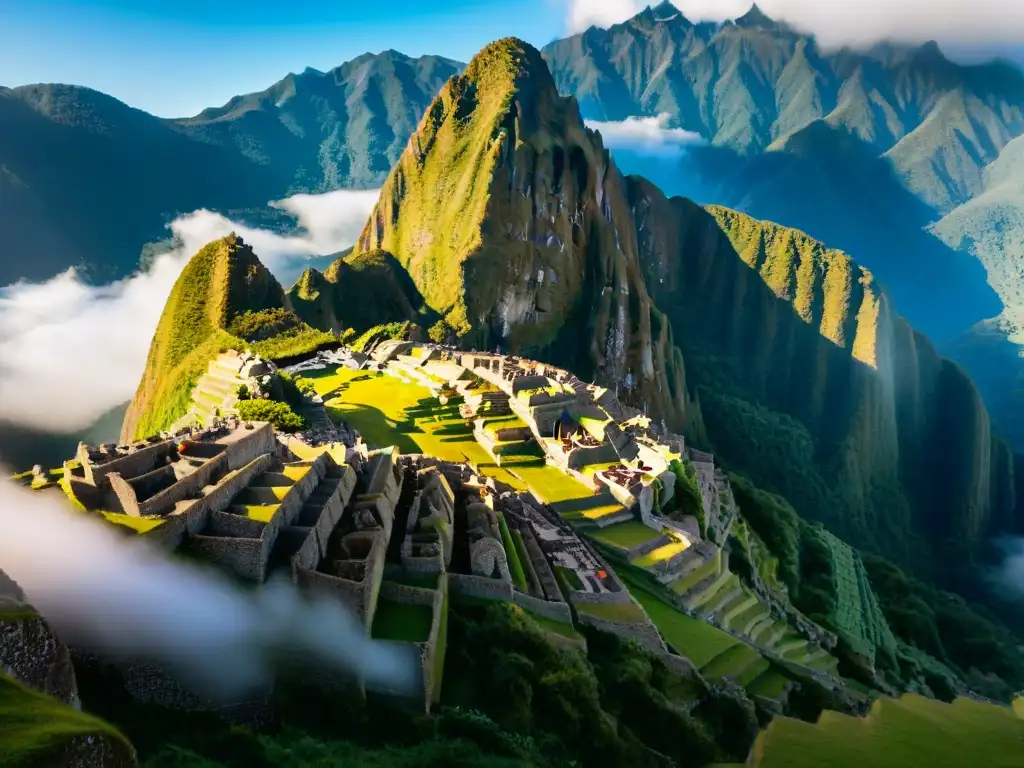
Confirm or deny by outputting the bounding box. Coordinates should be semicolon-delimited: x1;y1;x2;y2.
749;694;1024;767
588;521;663;550
811;528;897;660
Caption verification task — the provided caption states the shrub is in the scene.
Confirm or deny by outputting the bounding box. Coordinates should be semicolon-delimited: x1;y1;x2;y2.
236;384;251;401
237;400;305;433
429;319;453;344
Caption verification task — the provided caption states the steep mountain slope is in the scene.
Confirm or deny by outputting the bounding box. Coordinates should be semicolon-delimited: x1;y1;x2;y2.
542;4;1024;447
121;234;319;441
349;37;1018;583
542;3;1024;210
173;51;462;191
355;38;692;425
0;84;279;284
0;52;461;284
287;249;426;333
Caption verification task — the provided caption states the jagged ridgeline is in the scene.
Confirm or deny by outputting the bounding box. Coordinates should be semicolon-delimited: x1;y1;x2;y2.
345;38;1018;580
288;249;427;333
355;37;692;427
121;234;334;441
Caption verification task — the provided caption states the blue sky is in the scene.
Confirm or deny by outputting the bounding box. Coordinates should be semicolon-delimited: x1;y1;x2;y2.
0;0;567;117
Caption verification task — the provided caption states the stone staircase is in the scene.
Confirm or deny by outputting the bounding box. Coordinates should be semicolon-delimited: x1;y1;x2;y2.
169;352;261;434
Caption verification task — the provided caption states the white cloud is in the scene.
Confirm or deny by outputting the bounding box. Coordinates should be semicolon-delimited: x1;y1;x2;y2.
0;473;417;700
586;113;704;155
563;1;1024;48
0;189;378;434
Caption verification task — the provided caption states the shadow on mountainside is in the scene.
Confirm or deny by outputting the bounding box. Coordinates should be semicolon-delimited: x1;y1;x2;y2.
613;121;1004;344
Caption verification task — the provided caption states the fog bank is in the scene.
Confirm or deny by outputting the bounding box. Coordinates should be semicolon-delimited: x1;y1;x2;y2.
0;474;416;700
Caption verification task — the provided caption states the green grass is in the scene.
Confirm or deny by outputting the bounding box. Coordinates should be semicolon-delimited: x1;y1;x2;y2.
588;521;662;550
749;695;1024;767
0;672;131;766
524;611;582;641
671;551;722;595
700;644;762;682
371;597;434;643
555;566;584;591
746;669;791;700
624;574;739;667
633;540;689;568
497;513;528;592
574;600;647;624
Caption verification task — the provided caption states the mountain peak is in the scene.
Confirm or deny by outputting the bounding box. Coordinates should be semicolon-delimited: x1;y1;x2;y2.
735;2;776;28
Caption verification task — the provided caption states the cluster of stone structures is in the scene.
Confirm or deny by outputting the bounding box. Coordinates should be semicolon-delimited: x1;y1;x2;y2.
24;338;839;725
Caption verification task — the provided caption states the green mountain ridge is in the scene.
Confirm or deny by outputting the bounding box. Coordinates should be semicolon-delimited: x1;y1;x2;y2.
335;38;1021;587
540;4;1024;448
0;51;461;284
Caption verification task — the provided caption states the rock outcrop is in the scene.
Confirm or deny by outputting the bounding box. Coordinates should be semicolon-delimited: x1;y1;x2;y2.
356;38;692;427
0;571;136;766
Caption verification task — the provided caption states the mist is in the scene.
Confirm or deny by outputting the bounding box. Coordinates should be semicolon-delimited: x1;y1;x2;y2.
0;189;378;435
992;537;1024;601
0;473;417;700
586;114;705;155
564;0;1024;50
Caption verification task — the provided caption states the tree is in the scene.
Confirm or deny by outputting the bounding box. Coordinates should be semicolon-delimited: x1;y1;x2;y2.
429;319;453;344
237;399;305;433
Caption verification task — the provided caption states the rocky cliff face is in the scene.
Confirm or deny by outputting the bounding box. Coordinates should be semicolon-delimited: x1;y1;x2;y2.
288;250;425;334
621;180;1017;572
348;38;1018;578
356;38;691;425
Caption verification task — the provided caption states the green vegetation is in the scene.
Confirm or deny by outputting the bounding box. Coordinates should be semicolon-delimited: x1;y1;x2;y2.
350;322;413;353
371;597;434;643
237;400;305;433
497;513;528;592
749;694;1024;768
0;672;131;767
574;600;646;624
588;521;662;551
444;599;758;766
123;234;329;440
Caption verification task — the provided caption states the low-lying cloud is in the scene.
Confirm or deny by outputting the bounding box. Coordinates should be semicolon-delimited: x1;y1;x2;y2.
992;536;1024;601
564;0;1024;48
0;189;378;435
586;114;704;155
0;474;417;700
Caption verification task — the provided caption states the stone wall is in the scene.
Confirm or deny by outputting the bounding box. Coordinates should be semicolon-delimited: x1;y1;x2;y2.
0;609;79;706
626;534;673;561
575;612;665;654
80;440;176;487
137;453;229;517
189;531;272;583
513;592;573;623
121;661;272;724
448;573;514;601
222;423;277;471
566;442;619;470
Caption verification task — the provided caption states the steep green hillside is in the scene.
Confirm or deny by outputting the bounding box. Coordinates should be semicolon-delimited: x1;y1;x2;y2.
120;234;331;441
541;4;1024;447
542;4;1024;210
355;37;692;425
0;52;461;284
288;250;426;333
0;671;134;767
625;181;1018;580
747;694;1024;767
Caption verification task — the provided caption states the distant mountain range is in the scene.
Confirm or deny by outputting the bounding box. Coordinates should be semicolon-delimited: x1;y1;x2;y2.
4;2;1024;444
541;2;1024;446
0;51;460;284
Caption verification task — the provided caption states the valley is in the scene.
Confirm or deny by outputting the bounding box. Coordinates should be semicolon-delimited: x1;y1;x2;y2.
3;6;1024;767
